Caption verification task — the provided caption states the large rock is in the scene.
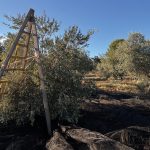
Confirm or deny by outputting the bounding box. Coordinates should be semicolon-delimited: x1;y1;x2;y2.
60;126;133;150
106;126;150;150
46;132;73;150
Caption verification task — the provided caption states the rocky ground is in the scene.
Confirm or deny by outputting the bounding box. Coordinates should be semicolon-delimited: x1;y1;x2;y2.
0;89;150;150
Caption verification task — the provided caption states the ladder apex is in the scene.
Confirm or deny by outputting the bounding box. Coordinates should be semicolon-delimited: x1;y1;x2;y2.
29;8;35;13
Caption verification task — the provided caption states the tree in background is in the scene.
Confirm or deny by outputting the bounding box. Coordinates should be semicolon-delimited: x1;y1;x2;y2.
0;13;94;125
106;39;125;58
92;56;101;69
97;33;150;79
127;33;150;77
98;39;126;79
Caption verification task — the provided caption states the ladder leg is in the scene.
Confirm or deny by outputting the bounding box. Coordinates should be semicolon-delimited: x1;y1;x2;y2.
22;22;32;69
0;9;34;79
32;20;51;136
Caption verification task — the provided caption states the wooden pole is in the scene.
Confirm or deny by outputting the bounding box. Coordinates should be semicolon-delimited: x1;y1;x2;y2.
32;16;51;136
22;21;32;69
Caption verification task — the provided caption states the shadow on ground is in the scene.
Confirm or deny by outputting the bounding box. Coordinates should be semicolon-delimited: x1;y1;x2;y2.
79;89;150;134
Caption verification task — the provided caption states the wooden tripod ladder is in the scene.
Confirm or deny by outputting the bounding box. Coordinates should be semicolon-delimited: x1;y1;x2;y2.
0;9;51;135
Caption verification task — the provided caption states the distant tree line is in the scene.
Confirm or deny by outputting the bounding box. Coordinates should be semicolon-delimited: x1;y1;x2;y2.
97;33;150;80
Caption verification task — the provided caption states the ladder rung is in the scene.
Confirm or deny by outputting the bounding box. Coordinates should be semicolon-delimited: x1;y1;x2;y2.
11;56;26;59
23;31;30;35
20;36;26;40
0;92;8;95
6;68;25;71
17;43;27;48
0;80;10;83
32;33;38;37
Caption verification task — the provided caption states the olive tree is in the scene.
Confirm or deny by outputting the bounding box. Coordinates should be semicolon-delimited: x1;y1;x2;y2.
98;39;127;79
0;13;94;125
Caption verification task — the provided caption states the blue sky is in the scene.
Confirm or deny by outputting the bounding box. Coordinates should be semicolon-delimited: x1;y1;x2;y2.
0;0;150;57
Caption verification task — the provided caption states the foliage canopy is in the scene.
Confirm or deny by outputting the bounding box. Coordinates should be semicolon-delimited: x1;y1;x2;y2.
97;33;150;79
0;13;94;125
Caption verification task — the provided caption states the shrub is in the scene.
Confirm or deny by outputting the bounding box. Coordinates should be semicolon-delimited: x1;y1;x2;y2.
137;77;150;94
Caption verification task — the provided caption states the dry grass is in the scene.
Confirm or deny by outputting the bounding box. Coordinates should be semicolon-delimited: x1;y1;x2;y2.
85;71;147;95
96;79;139;94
